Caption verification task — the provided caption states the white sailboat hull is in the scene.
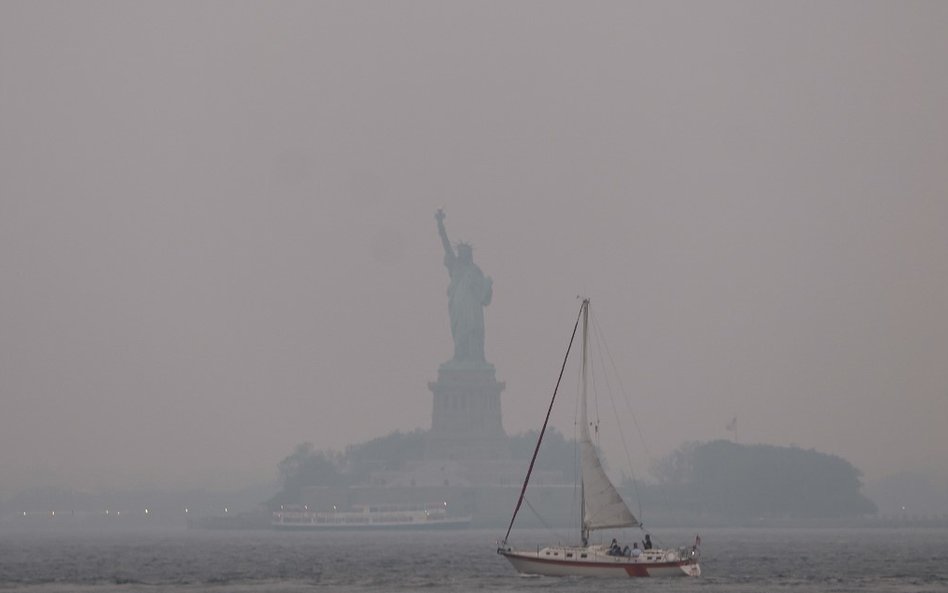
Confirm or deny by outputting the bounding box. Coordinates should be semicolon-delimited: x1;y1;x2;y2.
498;545;700;578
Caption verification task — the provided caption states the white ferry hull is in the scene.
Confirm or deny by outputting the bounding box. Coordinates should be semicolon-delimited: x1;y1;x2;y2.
273;516;471;531
273;503;469;531
498;546;700;578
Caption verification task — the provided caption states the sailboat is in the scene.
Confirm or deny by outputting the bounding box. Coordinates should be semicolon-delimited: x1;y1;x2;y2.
497;299;701;578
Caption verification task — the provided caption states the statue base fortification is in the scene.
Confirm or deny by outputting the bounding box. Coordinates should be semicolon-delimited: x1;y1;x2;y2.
426;360;510;462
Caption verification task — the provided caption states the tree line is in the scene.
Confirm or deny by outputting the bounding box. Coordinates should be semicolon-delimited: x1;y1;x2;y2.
271;433;877;519
639;440;877;519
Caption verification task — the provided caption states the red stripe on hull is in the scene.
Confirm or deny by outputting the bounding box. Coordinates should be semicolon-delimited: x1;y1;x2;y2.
625;564;650;577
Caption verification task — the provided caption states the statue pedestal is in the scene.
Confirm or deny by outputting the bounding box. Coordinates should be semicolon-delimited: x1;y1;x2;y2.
426;361;510;462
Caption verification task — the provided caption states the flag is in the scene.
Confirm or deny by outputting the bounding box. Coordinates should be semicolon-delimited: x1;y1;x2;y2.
695;534;701;548
725;416;737;432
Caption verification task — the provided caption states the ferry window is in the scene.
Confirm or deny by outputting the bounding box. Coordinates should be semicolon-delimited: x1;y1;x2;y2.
566;553;573;558
580;554;587;558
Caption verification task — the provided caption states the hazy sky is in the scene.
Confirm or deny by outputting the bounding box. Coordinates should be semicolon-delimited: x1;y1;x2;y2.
2;2;946;499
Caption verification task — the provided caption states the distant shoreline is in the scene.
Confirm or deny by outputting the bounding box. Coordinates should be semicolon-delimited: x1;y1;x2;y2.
5;510;947;532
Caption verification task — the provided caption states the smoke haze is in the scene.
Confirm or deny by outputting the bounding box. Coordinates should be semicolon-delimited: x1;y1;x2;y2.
2;2;946;500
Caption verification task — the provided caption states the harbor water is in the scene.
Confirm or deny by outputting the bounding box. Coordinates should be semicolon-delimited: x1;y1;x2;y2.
1;526;946;592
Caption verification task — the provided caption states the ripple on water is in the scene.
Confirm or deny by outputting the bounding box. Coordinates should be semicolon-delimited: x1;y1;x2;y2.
0;527;946;592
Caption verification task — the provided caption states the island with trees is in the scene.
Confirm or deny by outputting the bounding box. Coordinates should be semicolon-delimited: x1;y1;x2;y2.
268;433;878;525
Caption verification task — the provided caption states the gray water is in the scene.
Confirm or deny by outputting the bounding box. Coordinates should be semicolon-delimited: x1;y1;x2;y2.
1;527;946;592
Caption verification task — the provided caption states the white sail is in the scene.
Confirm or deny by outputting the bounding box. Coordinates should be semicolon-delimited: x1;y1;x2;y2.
579;302;638;532
579;437;638;530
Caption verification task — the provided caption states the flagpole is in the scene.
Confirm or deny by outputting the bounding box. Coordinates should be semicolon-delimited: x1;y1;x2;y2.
726;416;738;443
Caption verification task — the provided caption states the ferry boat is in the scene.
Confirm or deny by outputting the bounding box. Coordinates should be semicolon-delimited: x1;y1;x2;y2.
272;502;471;530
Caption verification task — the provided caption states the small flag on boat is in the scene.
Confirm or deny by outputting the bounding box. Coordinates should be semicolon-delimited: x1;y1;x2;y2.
725;416;737;432
695;534;701;548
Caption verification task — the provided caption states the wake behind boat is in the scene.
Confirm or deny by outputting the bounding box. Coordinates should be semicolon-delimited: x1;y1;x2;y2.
497;299;701;578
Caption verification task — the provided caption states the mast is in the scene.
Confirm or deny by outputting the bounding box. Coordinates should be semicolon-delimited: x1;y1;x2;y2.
579;298;590;546
577;299;639;537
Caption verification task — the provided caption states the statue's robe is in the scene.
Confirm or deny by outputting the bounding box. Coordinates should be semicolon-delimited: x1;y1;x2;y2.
445;254;492;362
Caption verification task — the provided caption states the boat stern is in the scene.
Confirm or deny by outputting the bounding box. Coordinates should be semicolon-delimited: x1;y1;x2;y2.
680;561;701;577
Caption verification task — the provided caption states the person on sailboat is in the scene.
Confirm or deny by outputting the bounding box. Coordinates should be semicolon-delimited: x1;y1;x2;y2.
631;542;642;558
644;534;653;550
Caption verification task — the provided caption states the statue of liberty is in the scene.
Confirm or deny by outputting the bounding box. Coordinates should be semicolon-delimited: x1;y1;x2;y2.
435;209;493;365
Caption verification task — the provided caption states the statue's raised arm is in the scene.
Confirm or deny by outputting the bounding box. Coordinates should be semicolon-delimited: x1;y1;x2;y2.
435;208;455;264
434;209;491;365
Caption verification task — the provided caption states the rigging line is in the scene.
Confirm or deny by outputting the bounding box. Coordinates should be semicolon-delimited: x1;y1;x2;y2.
590;340;601;439
588;351;602;447
586;346;601;449
573;354;582;447
589;309;644;522
573;428;582;537
572;404;581;537
589;316;642;523
591;308;683;528
589;308;653;462
503;299;586;545
590;317;633;461
571;311;585;536
522;496;567;540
